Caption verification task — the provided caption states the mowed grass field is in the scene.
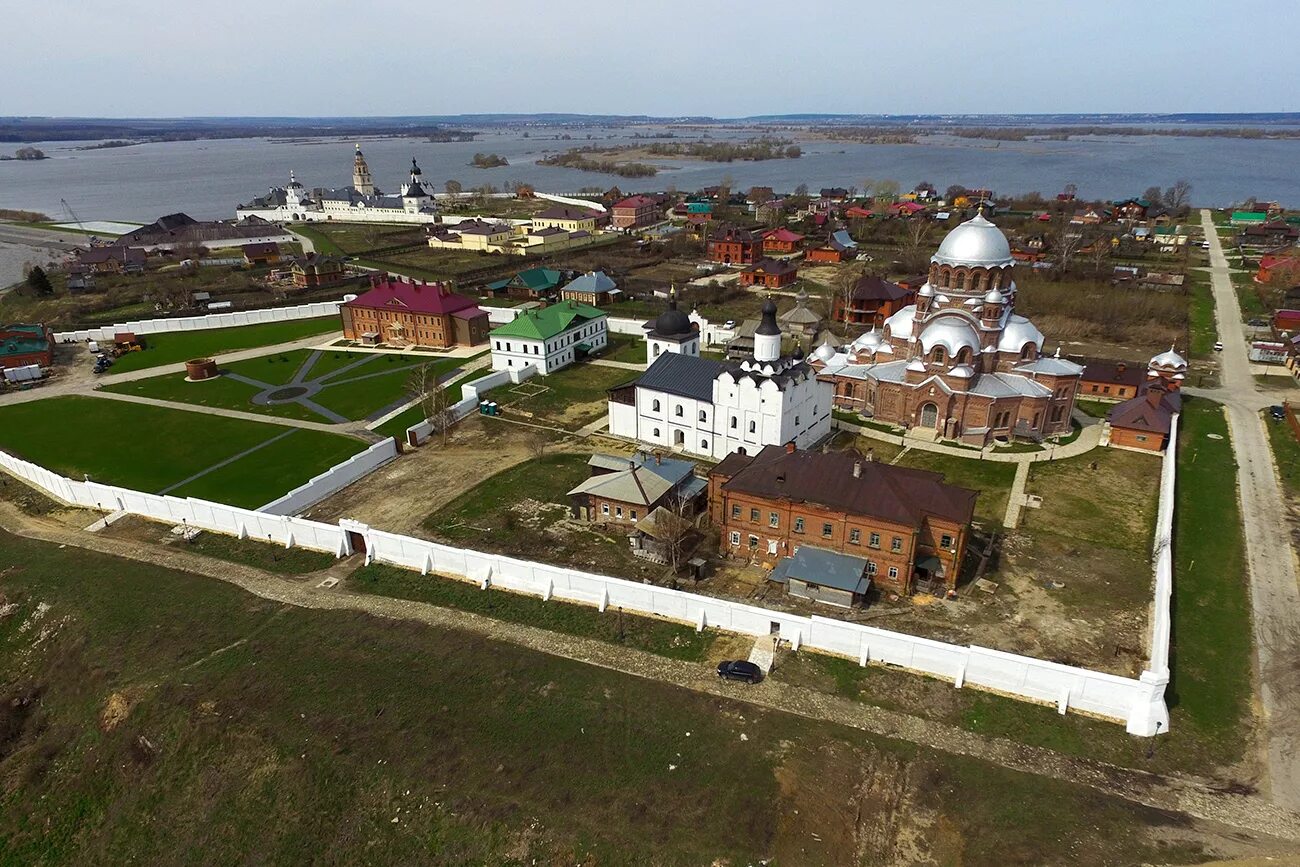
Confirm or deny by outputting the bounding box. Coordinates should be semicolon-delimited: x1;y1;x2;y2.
0;396;365;508
105;317;341;373
0;530;1219;865
104;351;471;423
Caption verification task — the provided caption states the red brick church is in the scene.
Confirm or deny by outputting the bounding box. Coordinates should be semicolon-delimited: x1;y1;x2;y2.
810;214;1082;445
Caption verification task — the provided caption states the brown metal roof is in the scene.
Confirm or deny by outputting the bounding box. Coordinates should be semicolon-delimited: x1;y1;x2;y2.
713;445;978;528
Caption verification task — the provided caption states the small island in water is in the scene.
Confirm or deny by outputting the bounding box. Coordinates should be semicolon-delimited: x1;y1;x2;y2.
470;152;509;168
0;147;48;161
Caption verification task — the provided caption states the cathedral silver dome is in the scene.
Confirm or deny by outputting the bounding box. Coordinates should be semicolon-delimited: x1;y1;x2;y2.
931;213;1014;268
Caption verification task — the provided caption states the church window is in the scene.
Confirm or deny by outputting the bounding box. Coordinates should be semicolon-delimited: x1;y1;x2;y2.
700;439;708;450
652;399;661;412
748;420;757;434
699;410;707;422
674;405;684;417
933;346;946;364
750;508;760;522
821;523;833;538
730;416;737;429
1020;344;1034;360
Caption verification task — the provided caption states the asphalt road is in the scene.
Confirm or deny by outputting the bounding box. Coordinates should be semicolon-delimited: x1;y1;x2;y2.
1200;209;1300;811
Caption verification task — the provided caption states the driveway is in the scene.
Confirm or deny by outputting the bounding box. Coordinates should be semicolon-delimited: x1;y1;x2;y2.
1200;208;1300;811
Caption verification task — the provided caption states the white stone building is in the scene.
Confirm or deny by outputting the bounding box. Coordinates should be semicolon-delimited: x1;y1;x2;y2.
609;298;832;460
237;156;440;225
488;301;608;375
642;290;700;364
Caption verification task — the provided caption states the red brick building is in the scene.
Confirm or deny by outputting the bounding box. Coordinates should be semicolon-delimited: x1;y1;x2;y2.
0;324;54;370
340;274;488;348
1078;358;1145;400
708;444;977;594
760;227;804;254
1103;348;1186;452
812;215;1082;446
707;226;761;265
611;195;660;229
830;276;915;326
290;253;346;289
740;258;798;289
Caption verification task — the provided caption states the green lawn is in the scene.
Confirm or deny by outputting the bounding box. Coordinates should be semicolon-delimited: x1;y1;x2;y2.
0;530;1209;865
107;317;340;373
167;429;364;509
371;363;487;439
105;352;468;424
1075;397;1113;418
0;397;364;509
1166;398;1253;765
892;450;1016;526
599;332;648;365
101;369;323;422
1025;447;1160;552
502;363;634;428
1265;410;1300;499
1186;279;1217;358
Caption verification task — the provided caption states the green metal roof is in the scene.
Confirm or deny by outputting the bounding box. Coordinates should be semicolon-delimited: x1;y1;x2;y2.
490;301;605;340
0;324;50;358
513;267;562;291
1231;211;1267;223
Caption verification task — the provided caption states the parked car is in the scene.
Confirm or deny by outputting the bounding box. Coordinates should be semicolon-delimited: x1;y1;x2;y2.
723;319;737;329
716;660;763;684
1213;341;1224;352
1248;318;1270;328
1270;405;1287;422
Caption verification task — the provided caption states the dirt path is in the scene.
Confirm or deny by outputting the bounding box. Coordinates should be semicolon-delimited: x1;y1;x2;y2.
1;497;1299;843
1200;209;1300;811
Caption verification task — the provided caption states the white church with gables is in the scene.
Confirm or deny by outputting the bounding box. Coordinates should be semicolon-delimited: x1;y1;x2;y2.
608;295;831;460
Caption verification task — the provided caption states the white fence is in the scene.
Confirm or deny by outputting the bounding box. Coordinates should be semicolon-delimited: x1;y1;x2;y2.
535;192;607;213
404;365;537;446
54;300;344;344
258;438;399;515
0;427;1177;735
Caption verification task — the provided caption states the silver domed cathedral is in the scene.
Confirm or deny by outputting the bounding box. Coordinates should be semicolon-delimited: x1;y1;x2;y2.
814;214;1083;445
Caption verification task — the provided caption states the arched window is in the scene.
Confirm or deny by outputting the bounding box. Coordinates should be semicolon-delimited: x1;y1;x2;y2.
653;427;660;437
1020;343;1034;360
700;439;709;450
955;348;970;366
674;405;684;417
698;410;707;422
652;399;661;411
730;416;737;429
933;346;946;364
652;344;661;357
749;420;757;434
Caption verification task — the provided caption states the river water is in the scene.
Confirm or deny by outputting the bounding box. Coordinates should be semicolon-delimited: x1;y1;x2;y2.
1;126;1296;222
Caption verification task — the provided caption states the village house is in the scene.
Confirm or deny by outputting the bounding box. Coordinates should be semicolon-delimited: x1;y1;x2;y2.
489;300;608;375
1112;198;1151;221
1237;221;1300;251
0;323;54;371
340;274;488;349
559;271;620;306
1070;205;1109;225
567;452;706;527
760;227;804;255
1102;349;1186;452
1255;251;1300;286
532;205;599;233
707;444;978;597
241;242;281;267
1230;210;1270;227
830;275;915;327
76;245;146;274
611;195;660;229
805;229;858;264
1274;309;1300;339
811;214;1082;446
708;226;762;265
486;267;563;301
288;253;346;289
65;265;95;295
740;258;798;289
1078;358;1145;400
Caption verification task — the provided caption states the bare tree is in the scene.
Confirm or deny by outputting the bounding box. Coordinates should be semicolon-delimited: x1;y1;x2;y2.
833;260;871;328
1142;186;1165;208
1087;231;1112;275
1164;179;1193;214
655;492;697;578
748;186;773;207
860;178;876;199
900;218;934;273
1052;218;1084;276
408;363;456;445
444;179;463;200
874;179;900;202
1062;182;1078;199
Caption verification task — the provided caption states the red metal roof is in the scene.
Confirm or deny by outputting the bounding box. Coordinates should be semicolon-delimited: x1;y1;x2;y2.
761;227;804;243
345;275;484;317
613;195;657;210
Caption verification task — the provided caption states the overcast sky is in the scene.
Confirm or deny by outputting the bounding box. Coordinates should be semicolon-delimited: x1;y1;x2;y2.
5;0;1296;117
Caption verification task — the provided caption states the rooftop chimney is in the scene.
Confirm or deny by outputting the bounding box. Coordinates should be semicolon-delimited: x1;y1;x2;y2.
1116;362;1127;373
784;441;796;454
853;460;862;478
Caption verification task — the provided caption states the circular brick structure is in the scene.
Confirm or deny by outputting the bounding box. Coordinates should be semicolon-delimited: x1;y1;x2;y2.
185;358;219;381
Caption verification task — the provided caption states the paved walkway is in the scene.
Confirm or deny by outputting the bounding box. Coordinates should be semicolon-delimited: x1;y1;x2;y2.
1003;462;1031;529
89;391;382;442
834;408;1103;465
1200;208;1300;811
1;498;1298;842
588;358;646;371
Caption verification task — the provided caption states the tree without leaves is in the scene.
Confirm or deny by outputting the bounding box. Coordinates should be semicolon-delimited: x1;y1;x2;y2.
1142;186;1165;208
654;492;697;578
833;260;872;328
1164;179;1192;214
900;219;935;273
408;363;456;446
444;179;462;200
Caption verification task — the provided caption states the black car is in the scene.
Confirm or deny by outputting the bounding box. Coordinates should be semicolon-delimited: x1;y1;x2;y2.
1270;405;1287;422
716;660;763;684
